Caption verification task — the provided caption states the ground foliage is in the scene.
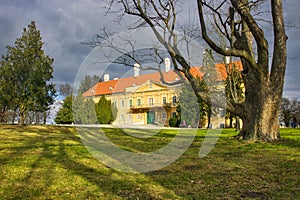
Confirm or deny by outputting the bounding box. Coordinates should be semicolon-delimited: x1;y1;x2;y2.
0;125;299;199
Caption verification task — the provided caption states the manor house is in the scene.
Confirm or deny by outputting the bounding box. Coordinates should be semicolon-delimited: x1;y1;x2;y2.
83;58;242;128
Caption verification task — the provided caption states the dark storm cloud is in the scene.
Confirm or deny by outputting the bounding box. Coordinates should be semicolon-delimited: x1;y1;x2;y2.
0;0;109;86
0;0;299;98
283;0;300;98
0;16;15;47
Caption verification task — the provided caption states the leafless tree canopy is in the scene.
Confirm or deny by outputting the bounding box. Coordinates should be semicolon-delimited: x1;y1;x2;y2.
96;0;287;140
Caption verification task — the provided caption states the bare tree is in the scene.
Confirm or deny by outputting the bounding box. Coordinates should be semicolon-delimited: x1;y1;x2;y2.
198;0;287;140
100;0;287;141
59;83;73;99
280;98;299;127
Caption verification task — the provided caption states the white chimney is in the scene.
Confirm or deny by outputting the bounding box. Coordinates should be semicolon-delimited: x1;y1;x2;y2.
164;57;171;72
225;47;230;65
104;74;109;82
134;63;140;77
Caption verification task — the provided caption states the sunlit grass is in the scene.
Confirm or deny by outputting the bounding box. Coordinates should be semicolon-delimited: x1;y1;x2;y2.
0;125;299;199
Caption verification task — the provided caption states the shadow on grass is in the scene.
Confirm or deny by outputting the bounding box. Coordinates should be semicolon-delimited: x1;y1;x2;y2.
56;139;164;199
1;125;300;199
0;125;177;199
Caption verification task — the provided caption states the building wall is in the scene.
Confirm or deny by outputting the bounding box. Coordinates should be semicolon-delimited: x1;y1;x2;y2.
90;80;227;128
91;81;180;126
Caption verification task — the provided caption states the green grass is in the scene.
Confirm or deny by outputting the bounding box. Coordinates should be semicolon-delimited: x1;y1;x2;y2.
0;125;300;199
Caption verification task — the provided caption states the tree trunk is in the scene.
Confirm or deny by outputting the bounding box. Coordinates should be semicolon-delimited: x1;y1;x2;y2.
36;113;40;124
229;115;233;128
206;113;211;129
20;113;25;126
235;116;241;132
237;89;281;141
43;111;47;124
12;112;16;125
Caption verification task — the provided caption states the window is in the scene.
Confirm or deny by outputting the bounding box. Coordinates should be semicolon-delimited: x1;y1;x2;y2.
121;100;125;108
137;98;141;106
162;96;167;104
162;112;167;119
113;100;117;108
172;96;177;104
149;97;154;106
219;108;225;117
129;99;133;107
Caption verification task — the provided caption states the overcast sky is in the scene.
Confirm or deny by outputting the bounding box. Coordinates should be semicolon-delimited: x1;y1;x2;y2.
0;0;299;98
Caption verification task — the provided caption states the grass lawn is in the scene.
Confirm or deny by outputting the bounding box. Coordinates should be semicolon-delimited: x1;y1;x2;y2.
0;125;299;199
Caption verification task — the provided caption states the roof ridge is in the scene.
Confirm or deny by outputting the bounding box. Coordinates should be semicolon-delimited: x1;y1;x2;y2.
82;61;242;97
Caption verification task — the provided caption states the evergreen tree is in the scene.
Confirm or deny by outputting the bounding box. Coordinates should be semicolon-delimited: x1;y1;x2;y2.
54;96;73;124
177;83;199;127
0;63;18;123
0;21;56;125
95;96;117;124
194;77;210;128
73;95;98;124
200;49;219;128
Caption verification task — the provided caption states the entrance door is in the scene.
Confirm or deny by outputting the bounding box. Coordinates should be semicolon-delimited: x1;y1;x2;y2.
147;111;155;124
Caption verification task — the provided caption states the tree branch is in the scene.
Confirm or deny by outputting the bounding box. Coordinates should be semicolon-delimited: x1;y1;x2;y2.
270;0;287;90
230;0;269;70
197;0;258;69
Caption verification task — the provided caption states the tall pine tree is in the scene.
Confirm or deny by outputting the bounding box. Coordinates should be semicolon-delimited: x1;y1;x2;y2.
0;21;56;125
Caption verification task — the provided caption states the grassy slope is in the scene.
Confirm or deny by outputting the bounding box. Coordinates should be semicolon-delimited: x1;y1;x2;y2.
0;125;299;199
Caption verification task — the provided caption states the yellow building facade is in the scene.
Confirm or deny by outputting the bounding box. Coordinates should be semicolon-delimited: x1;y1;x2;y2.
83;67;182;126
110;80;180;126
83;61;243;128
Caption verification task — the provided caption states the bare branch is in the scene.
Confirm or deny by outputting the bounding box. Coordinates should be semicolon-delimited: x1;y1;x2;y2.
197;0;258;69
270;0;287;90
230;0;269;68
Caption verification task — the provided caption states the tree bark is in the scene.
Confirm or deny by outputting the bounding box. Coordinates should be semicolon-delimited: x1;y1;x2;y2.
237;92;281;140
20;113;25;126
229;115;233;128
105;0;287;141
230;0;285;141
43;111;47;124
237;82;281;140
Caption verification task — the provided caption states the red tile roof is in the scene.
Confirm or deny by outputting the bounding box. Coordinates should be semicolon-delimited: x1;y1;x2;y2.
82;79;119;97
82;61;242;97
